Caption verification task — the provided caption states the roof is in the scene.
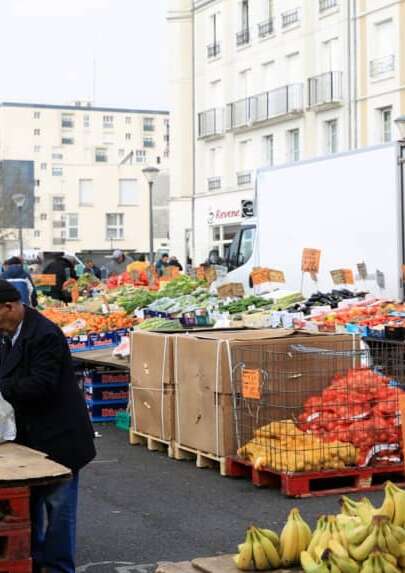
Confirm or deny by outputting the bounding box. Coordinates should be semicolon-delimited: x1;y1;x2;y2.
0;101;169;116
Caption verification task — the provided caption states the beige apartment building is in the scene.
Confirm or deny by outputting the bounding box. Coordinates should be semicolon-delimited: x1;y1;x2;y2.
168;0;405;267
0;101;170;257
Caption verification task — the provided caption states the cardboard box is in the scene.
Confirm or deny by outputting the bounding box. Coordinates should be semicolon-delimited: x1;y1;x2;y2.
130;331;174;388
130;386;175;441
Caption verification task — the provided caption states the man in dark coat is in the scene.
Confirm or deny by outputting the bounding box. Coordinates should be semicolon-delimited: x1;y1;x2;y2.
0;280;96;573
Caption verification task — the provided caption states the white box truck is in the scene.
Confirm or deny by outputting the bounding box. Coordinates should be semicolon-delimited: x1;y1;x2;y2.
220;143;405;299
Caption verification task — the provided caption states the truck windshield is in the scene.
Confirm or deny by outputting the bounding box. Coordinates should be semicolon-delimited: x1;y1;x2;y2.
227;226;256;270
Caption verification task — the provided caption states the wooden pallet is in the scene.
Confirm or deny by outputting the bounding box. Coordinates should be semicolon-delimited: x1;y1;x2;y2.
226;456;405;497
129;429;174;458
172;442;227;476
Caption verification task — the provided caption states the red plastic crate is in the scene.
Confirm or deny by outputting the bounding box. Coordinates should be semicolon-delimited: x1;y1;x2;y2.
0;558;32;572
0;528;31;562
0;489;29;530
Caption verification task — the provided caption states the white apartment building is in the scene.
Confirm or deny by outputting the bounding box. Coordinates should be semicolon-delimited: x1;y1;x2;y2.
0;101;170;257
168;0;405;267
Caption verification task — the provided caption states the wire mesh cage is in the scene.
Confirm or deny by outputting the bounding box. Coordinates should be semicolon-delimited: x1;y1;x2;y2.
231;337;404;474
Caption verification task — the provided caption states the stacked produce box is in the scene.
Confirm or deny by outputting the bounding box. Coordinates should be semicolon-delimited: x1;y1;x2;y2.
82;368;130;422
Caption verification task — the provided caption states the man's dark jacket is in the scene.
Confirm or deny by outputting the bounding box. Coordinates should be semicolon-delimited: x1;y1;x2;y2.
0;307;96;471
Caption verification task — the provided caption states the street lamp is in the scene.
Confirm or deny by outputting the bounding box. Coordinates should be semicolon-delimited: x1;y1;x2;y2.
142;166;160;265
12;193;25;259
395;116;405;141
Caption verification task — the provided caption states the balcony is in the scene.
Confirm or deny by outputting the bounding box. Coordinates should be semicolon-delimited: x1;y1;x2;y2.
369;55;395;78
53;220;66;229
53;238;66;246
207;42;221;58
258;19;274;39
198;108;225;138
208;177;221;191
236;28;250;47
237;171;252;186
281;9;299;28
226;84;304;131
308;71;343;110
319;0;337;11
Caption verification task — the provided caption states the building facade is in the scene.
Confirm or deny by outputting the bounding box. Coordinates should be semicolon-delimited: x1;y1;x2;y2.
0;101;170;257
168;0;405;267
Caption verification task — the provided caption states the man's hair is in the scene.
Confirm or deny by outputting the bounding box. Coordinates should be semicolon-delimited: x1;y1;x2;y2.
6;257;22;266
161;253;169;259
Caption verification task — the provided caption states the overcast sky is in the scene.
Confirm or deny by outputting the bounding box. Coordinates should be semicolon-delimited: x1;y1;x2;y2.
0;0;169;110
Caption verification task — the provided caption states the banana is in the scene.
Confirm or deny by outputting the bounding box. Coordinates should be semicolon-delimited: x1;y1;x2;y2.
378;552;401;573
258;528;279;547
390;485;405;528
308;517;326;559
254;528;281;569
383;524;402;557
375;488;396;521
330;553;360;573
301;551;330;573
252;531;270;571
329;539;350;559
294;509;312;551
399;543;405;558
360;556;376;573
236;529;254;571
348;526;378;561
382;554;398;567
398;555;405;568
391;526;405;544
280;508;299;566
346;524;371;545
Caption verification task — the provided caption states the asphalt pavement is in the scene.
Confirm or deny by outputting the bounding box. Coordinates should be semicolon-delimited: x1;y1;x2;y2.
76;425;384;573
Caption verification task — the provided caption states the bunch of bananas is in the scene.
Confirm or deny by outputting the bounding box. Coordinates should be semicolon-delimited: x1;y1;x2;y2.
361;550;402;573
307;515;347;560
345;515;405;563
233;526;280;571
341;482;405;527
279;508;312;566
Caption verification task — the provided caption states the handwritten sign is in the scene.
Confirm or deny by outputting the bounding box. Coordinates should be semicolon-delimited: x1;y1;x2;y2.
241;369;262;400
268;269;285;283
330;269;354;285
301;249;321;273
32;274;56;286
376;270;386;289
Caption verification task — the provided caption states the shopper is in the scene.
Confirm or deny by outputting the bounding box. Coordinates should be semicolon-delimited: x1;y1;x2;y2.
83;259;102;280
107;249;129;276
0;280;95;573
155;253;169;277
168;256;183;272
0;257;38;307
43;254;78;302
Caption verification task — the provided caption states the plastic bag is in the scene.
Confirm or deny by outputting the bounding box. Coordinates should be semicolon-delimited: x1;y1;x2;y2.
0;393;16;442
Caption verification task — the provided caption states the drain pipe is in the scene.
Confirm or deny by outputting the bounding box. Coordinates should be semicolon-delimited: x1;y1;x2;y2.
347;0;352;149
191;4;196;264
352;0;358;149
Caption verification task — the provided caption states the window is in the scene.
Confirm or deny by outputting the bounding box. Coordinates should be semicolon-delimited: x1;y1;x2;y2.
381;107;392;143
95;147;107;162
61;137;74;145
125;133;131;141
83;115;90;128
375;20;393;59
34;129;40;136
288;129;300;162
325;119;338;153
34;145;41;153
262;61;275;91
239;68;252;99
106;213;124;240
322;38;339;73
286;52;300;83
40;213;47;221
125;116;131;124
143;117;155;131
34;111;40;119
35;179;40;187
118;149;125;157
52;166;63;176
157;156;161;164
65;213;79;240
119;179;138;205
241;0;249;30
79;179;94;205
61;113;74;129
103;115;114;129
52;152;63;160
52;196;65;211
34;230;40;238
136;150;146;163
35;196;40;204
40;162;47;170
238;227;255;266
263;134;274;165
144;137;155;148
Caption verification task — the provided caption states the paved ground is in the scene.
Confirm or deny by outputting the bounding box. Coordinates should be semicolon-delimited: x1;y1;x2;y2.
76;425;384;573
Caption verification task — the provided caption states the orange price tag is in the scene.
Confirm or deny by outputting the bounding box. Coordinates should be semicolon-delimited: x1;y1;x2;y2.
241;369;262;400
399;395;405;462
301;249;321;273
343;269;354;285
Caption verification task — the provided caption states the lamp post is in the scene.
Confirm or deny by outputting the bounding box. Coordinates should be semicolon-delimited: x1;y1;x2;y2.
12;193;25;259
395;116;405;141
142;166;160;264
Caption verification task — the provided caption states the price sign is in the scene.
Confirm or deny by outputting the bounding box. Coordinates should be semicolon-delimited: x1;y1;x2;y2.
196;266;206;280
376;270;386;289
343;269;354;285
241;369;262;400
357;262;368;280
32;274;56;286
268;269;285;283
301;249;321;273
330;269;346;285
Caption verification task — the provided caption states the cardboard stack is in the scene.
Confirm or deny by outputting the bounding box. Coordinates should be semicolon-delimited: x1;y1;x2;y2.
130;331;175;442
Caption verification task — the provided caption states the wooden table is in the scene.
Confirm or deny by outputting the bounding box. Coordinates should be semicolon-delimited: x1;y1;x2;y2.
71;348;130;370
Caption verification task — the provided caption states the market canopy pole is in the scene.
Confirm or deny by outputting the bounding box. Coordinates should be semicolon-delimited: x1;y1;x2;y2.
143;166;160;265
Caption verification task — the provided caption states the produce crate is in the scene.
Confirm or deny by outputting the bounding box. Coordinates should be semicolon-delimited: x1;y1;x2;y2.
0;558;32;572
0;527;30;561
231;337;404;487
86;403;127;422
0;489;30;531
